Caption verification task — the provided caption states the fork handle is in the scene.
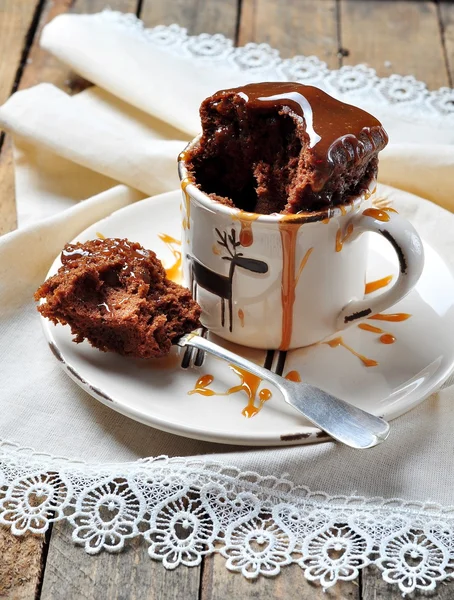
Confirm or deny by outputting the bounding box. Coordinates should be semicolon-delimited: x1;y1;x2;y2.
177;333;390;449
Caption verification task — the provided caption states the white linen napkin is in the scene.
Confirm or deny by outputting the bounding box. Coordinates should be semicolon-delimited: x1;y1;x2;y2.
0;10;454;510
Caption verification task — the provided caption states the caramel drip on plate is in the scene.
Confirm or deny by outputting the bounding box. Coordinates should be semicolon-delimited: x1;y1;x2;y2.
285;370;301;382
188;365;271;418
364;274;393;294
324;337;378;367
379;333;396;344
279;222;303;350
358;323;383;334
181;178;192;230
368;312;411;322
339;205;347;216
238;309;245;327
188;374;216;396
362;208;390;222
358;323;396;344
259;389;272;401
335;223;354;252
96;232;105;240
158;233;182;283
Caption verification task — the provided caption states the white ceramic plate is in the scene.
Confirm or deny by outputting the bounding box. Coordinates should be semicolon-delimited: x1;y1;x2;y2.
40;191;454;446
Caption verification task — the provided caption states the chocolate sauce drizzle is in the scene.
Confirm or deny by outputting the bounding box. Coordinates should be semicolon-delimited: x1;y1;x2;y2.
228;82;388;192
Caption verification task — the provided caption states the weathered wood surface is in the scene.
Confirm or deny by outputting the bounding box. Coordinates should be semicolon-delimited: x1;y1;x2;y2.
340;0;450;88
1;1;454;598
40;520;201;600
238;0;340;67
202;551;360;600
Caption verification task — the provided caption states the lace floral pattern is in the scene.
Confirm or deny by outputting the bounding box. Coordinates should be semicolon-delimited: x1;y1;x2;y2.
97;10;454;124
2;11;454;596
1;446;454;596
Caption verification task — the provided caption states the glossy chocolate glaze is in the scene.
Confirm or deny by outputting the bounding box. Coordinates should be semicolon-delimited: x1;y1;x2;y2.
223;82;388;192
186;82;388;213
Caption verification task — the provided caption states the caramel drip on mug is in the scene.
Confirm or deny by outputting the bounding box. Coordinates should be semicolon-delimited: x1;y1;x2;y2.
368;312;411;322
335;223;354;252
362;208;390;222
238;309;245;327
181;178;192;230
296;248;314;285
279;222;303;350
158;233;182;283
364;274;393;294
233;212;260;247
324;336;378;367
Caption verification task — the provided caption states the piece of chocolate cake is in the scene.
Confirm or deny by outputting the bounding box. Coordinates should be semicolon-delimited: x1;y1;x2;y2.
186;82;388;214
35;238;201;359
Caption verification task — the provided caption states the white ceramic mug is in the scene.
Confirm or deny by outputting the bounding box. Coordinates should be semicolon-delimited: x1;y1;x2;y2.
178;150;424;350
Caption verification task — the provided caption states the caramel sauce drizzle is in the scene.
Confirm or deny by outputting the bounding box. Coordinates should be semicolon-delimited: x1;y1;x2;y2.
181;178;192;230
335;223;354;252
212;244;221;255
230;82;388;192
158;233;182;283
188;366;302;418
368;312;411;322
279;223;303;350
232;211;260;247
358;323;383;334
188;366;269;418
364;274;393;294
285;370;301;383
380;334;396;344
362;208;391;222
238;308;245;327
324;337;378;367
96;232;105;240
358;323;396;345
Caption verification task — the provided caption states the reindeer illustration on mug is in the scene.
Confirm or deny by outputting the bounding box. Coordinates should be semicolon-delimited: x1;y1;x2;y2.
187;228;268;332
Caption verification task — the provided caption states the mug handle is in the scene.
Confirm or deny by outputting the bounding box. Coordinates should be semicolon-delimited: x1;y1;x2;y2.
336;210;424;329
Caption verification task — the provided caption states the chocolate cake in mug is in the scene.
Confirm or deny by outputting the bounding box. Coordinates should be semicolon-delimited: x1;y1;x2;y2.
179;82;424;350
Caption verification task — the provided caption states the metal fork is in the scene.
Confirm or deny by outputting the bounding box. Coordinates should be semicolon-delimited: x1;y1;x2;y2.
176;332;390;449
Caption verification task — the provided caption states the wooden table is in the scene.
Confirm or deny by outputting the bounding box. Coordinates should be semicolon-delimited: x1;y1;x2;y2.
0;1;453;598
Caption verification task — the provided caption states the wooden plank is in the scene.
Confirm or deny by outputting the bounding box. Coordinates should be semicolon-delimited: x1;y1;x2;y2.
238;0;339;67
140;0;238;39
40;520;201;600
0;528;45;599
201;551;360;600
0;136;17;235
340;0;449;90
362;564;452;599
439;1;454;86
19;0;139;94
0;0;42;105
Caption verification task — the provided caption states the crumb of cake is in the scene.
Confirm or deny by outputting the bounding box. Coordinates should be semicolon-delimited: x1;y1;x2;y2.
35;238;201;359
186;82;388;214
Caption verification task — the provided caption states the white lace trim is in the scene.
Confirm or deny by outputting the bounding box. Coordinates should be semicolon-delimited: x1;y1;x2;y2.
3;12;454;596
1;441;454;596
95;9;454;126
